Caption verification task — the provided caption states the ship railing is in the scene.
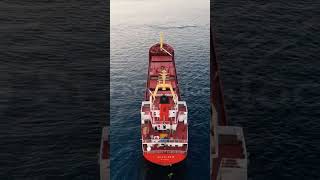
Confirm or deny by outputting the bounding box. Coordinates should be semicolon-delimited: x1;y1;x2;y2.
142;139;188;143
143;150;186;154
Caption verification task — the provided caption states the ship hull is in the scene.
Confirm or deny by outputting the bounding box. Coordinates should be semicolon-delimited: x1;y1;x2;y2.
141;41;188;167
143;153;187;166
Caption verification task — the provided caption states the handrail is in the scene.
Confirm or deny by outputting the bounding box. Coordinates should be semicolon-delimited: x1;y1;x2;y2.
142;139;188;143
143;150;186;154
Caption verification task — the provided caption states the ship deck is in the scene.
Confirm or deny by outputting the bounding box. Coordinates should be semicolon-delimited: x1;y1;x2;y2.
218;134;245;159
142;120;188;141
142;144;187;153
211;125;247;180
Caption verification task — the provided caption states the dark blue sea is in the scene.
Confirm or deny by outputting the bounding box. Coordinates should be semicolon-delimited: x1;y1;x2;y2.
214;0;320;180
110;0;210;179
0;1;108;179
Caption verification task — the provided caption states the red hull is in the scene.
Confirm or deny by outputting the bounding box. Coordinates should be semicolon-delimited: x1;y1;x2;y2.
143;153;187;166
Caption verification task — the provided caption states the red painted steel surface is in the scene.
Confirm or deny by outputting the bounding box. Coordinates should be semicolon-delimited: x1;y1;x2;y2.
159;104;170;122
102;140;109;159
144;153;186;166
211;29;227;126
142;43;187;166
145;43;180;100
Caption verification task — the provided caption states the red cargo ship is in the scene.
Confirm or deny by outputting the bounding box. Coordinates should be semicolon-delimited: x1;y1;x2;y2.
141;34;188;166
210;28;247;180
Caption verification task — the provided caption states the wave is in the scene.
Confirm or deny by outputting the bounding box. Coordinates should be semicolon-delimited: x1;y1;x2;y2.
149;24;197;30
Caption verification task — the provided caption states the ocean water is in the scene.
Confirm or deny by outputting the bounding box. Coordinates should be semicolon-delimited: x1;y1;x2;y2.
214;0;320;180
0;1;108;179
110;0;210;179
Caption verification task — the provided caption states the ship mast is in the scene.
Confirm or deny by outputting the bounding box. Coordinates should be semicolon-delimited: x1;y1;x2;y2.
159;33;172;56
